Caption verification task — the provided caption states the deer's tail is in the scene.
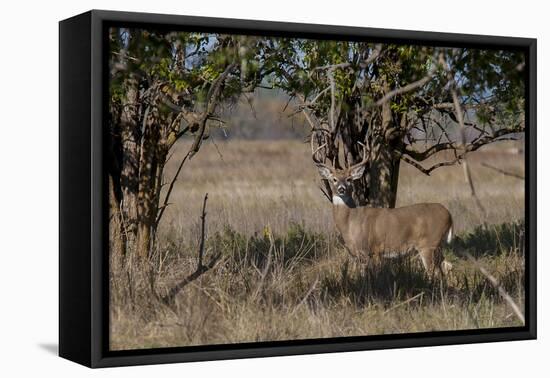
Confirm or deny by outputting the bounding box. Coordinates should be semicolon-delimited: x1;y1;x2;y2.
446;224;453;244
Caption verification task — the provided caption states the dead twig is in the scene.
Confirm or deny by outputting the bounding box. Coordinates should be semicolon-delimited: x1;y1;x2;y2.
252;233;275;301
161;193;221;306
197;193;208;269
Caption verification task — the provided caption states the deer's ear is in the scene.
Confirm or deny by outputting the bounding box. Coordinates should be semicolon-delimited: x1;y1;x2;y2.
349;164;366;180
316;165;334;180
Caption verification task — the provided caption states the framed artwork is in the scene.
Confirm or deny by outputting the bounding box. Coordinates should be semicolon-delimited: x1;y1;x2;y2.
59;10;536;368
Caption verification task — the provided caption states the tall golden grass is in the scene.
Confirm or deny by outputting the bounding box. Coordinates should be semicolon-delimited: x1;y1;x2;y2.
109;139;525;351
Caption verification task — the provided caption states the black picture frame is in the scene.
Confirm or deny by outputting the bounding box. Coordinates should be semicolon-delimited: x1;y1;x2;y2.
59;9;537;368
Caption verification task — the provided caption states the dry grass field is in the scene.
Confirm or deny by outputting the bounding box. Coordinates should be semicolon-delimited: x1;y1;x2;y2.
109;138;525;351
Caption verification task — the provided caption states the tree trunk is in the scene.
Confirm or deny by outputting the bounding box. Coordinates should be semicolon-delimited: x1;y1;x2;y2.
344;138;400;208
108;175;126;257
135;106;161;260
107;99;126;257
364;144;400;207
119;77;140;240
338;98;401;208
109;78;166;262
363;96;401;208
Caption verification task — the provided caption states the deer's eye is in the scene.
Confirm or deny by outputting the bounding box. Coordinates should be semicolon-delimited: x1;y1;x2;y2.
332;178;338;183
346;177;352;183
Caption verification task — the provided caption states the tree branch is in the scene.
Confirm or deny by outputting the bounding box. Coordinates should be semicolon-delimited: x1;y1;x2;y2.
403;141;456;161
401;52;523;175
375;64;437;106
328;68;336;131
311;62;352;73
400;129;518;176
308;44;382;73
188;63;237;159
155;150;191;226
481;162;525;180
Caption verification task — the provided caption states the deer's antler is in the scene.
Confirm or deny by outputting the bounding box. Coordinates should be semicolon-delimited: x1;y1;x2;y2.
348;141;370;171
310;131;332;170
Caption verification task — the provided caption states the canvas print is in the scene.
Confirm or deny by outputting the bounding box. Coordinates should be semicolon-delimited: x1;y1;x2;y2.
107;27;526;351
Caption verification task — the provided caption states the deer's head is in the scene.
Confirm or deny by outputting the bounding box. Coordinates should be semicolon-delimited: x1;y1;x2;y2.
312;138;369;204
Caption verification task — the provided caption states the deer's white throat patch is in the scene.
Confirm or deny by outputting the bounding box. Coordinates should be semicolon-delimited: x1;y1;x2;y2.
332;196;347;206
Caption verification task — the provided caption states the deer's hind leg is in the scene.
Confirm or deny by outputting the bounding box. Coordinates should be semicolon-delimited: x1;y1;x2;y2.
419;247;436;278
419;247;448;279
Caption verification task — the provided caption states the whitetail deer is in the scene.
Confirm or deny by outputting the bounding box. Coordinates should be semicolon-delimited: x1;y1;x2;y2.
312;139;453;277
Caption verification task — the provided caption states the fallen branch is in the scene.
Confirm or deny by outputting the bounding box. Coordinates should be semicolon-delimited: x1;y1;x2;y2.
461;251;525;325
291;278;319;316
383;292;425;314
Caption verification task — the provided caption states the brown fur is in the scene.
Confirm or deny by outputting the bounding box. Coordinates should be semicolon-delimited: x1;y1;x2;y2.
317;165;453;276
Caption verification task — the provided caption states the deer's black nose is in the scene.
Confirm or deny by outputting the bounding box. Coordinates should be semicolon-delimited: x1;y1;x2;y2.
337;186;346;195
